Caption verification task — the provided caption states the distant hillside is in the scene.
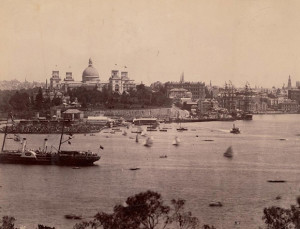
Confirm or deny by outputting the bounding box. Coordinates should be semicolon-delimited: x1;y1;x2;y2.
0;79;44;90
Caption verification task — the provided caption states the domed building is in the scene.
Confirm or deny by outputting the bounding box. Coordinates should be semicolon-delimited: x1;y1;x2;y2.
47;58;135;95
82;58;100;83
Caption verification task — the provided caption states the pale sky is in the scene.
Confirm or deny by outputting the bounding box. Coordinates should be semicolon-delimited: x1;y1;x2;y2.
1;0;300;88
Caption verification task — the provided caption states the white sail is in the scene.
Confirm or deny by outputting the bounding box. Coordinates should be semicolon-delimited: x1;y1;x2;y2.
172;136;180;145
144;136;153;147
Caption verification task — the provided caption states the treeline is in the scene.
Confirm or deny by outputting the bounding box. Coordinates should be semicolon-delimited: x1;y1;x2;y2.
1;190;300;229
0;87;62;119
0;84;172;118
67;84;172;109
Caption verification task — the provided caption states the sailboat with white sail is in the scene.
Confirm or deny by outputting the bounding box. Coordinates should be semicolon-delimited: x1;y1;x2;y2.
172;136;181;146
144;136;153;147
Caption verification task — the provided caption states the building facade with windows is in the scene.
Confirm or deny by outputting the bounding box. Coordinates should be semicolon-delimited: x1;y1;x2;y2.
109;70;136;94
165;81;205;100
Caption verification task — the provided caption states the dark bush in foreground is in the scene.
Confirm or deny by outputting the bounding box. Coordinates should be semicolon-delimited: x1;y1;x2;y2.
262;196;300;229
74;190;209;229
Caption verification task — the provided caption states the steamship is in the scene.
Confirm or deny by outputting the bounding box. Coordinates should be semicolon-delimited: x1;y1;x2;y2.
0;119;101;166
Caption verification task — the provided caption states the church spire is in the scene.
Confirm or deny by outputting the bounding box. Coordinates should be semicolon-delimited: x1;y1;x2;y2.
180;72;184;83
288;75;292;89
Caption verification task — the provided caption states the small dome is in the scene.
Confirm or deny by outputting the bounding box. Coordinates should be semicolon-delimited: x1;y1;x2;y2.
82;58;100;82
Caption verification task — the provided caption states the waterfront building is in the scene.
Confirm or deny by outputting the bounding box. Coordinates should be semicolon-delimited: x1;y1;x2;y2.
62;109;84;120
288;89;300;104
182;101;198;113
296;81;300;88
198;99;219;114
266;97;279;110
278;99;298;112
168;88;192;100
165;77;205;100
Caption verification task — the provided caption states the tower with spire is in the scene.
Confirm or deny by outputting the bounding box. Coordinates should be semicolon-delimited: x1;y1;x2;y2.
179;72;184;83
288;75;292;90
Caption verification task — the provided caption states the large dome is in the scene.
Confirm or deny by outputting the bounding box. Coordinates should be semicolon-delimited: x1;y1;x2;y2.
82;58;100;82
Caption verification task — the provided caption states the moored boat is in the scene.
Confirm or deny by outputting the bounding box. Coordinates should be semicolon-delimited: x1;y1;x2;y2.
0;117;101;166
230;124;240;134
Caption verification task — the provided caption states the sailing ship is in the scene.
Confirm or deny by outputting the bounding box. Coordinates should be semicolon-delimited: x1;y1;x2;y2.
0;117;101;166
175;111;188;131
223;146;233;158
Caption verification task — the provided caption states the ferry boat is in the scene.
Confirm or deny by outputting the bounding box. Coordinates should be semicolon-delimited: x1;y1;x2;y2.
0;118;100;166
133;118;159;126
147;126;157;131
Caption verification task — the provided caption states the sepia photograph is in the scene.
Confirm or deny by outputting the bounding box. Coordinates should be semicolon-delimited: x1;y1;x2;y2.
0;0;300;228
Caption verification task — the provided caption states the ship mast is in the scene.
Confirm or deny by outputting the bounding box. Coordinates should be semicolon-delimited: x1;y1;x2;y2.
1;121;8;152
58;120;65;151
1;114;11;152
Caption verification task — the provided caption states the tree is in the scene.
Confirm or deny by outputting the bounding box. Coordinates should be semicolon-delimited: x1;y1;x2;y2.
121;91;129;104
262;196;300;229
52;97;62;106
168;199;199;229
72;190;218;229
0;216;17;229
74;191;171;229
35;88;44;110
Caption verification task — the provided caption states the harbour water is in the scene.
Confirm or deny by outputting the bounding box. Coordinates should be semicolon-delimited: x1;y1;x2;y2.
0;114;300;229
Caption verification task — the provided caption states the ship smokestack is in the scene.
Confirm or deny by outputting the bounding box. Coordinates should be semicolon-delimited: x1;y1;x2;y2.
22;138;27;152
43;138;48;153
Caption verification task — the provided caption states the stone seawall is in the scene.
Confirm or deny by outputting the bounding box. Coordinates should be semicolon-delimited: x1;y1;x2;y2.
86;107;189;120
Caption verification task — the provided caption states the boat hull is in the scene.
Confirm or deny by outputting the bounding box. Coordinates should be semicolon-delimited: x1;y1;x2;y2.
0;152;100;166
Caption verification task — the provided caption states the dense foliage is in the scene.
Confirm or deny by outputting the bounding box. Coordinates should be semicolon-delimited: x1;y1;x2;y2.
67;84;171;109
0;84;171;118
73;190;214;229
262;196;300;229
